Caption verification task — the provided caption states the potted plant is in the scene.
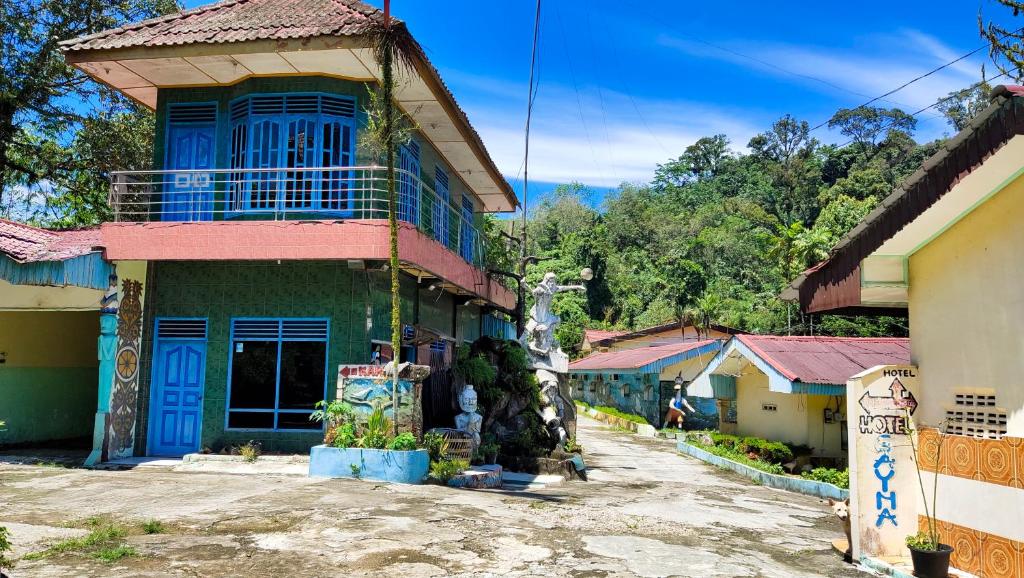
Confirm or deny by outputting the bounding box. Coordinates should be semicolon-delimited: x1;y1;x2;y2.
905;411;953;578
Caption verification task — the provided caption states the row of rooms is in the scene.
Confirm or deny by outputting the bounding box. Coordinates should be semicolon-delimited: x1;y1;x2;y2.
0;260;515;456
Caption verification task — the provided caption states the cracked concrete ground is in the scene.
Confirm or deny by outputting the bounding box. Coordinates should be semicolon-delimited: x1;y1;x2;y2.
0;416;865;577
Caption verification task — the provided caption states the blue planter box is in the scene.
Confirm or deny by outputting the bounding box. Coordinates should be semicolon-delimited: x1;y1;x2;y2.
308;445;429;484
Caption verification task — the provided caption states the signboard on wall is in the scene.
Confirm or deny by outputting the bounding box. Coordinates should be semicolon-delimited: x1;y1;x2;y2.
846;365;920;561
337;365;419;435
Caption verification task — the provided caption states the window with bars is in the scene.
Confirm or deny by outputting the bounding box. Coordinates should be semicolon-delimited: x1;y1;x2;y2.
226;318;329;431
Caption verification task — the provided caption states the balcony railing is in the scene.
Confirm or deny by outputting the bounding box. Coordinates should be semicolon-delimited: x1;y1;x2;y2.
109;166;485;267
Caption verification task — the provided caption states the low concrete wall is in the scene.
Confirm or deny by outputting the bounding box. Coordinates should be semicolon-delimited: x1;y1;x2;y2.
580;405;654;435
308;446;429;484
676;440;849;501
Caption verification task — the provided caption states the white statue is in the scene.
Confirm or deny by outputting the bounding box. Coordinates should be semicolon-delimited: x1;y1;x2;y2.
521;271;588;448
524;272;586;358
454;384;483;452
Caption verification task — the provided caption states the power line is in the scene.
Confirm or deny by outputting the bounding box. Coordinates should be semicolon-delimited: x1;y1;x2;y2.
811;27;1023;132
522;0;541;238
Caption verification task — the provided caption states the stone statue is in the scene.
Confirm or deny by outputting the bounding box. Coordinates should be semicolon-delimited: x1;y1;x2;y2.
521;271;587;447
524;272;586;359
454;384;483;453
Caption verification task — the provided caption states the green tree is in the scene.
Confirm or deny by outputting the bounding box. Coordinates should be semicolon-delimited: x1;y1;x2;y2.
936;81;993;131
980;1;1024;82
828;106;917;149
1;0;177;209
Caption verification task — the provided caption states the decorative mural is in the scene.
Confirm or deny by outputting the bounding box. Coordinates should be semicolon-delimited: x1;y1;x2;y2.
106;278;143;460
337;364;427;436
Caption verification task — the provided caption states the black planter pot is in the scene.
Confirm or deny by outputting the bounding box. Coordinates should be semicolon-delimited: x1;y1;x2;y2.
908;543;953;578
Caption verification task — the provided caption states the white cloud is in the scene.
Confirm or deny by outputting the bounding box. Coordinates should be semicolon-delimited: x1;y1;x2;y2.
444;71;765;188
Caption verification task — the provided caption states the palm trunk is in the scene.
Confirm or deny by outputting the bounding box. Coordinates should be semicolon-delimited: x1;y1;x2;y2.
383;31;401;438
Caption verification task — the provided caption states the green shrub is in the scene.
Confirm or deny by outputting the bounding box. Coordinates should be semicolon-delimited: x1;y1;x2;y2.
422;432;448;462
332;423;357;448
0;525;14;571
696;442;786;475
594;406;648;425
429;459;468;483
455;345;497;387
388;432;417;451
238;441;260;463
359;402;392;449
141;520;164;534
801;467;849;489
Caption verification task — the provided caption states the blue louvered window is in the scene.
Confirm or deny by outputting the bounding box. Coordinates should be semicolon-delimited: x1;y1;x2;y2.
228;93;356;216
226;318;330;431
460;195;476;263
398;141;420;224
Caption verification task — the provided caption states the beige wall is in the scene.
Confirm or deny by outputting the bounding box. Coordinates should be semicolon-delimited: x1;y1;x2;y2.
909;173;1024;435
735;369;807;445
0;311;99;368
0;279;104;311
805;393;846;458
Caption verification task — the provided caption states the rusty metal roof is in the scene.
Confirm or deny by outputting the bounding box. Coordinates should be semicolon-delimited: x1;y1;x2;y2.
570;340;720;372
783;85;1024;314
737;335;911;385
583;329;628;343
0;219;102;263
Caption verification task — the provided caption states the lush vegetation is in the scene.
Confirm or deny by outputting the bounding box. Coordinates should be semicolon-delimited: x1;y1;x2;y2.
801;467;850;489
487;74;1020;356
684;433;786;476
589;404;649;426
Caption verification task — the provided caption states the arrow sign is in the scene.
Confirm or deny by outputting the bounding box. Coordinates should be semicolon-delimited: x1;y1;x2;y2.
860;378;918;416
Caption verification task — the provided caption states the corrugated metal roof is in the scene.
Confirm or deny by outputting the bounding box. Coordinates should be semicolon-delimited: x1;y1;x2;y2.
0;219;102;263
570;340;718;371
583;329;627;342
737;335;911;386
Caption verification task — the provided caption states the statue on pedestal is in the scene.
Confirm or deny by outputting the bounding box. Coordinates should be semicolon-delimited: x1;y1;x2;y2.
454;384;483;453
521;271;589;446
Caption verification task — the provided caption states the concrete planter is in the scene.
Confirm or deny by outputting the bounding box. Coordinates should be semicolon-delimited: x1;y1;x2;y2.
308;445;429;484
676;441;849;501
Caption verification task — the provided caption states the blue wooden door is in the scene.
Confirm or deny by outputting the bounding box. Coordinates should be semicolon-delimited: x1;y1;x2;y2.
149;340;207;456
398;142;420;224
165;126;215;221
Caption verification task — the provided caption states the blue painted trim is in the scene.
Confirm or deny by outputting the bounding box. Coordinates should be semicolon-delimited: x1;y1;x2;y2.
224;317;330;433
0;253;111;290
791;382;846;396
225;92;357;219
676;440;849;501
147;316;209;457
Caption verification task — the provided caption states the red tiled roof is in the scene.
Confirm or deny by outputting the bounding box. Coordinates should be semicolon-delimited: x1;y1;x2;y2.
59;0;381;51
0;219;102;263
584;329;627;343
737;335;911;385
570;340;717;371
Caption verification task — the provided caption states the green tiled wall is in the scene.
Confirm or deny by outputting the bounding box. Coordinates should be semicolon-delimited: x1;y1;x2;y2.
141;260;423;453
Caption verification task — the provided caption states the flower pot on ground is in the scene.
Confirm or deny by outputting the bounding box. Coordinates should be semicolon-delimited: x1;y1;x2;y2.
906;541;953;578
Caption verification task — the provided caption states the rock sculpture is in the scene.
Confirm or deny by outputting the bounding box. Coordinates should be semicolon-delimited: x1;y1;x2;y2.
454;384;483;453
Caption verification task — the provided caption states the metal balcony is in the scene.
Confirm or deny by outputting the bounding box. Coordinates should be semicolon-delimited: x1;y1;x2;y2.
109;166;485;267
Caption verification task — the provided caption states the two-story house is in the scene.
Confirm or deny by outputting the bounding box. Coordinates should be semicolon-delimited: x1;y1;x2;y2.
0;0;519;462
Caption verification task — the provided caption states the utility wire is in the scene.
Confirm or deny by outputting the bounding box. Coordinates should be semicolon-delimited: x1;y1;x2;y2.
811;27;1024;132
522;0;542;249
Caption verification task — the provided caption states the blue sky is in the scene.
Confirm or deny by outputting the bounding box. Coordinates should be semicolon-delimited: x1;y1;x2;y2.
183;0;1018;202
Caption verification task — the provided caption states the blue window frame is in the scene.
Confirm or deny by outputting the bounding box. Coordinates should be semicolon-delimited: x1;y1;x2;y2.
225;318;330;431
398;140;420;224
164;103;218;221
460;195;476;263
227;93;356;216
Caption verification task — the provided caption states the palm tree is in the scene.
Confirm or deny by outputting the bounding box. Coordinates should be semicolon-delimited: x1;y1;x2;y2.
363;3;419;436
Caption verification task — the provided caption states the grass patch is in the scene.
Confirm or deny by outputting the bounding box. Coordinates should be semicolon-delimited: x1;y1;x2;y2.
92;545;136;562
593;405;649;425
141;520;165;534
24;522;134;563
683;438;786;475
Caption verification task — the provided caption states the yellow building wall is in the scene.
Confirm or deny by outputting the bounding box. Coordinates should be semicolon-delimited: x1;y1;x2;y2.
0;279;104;311
734;369;808;446
0;311;99;444
805;393;846;459
659;351;718;382
909;173;1024;435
